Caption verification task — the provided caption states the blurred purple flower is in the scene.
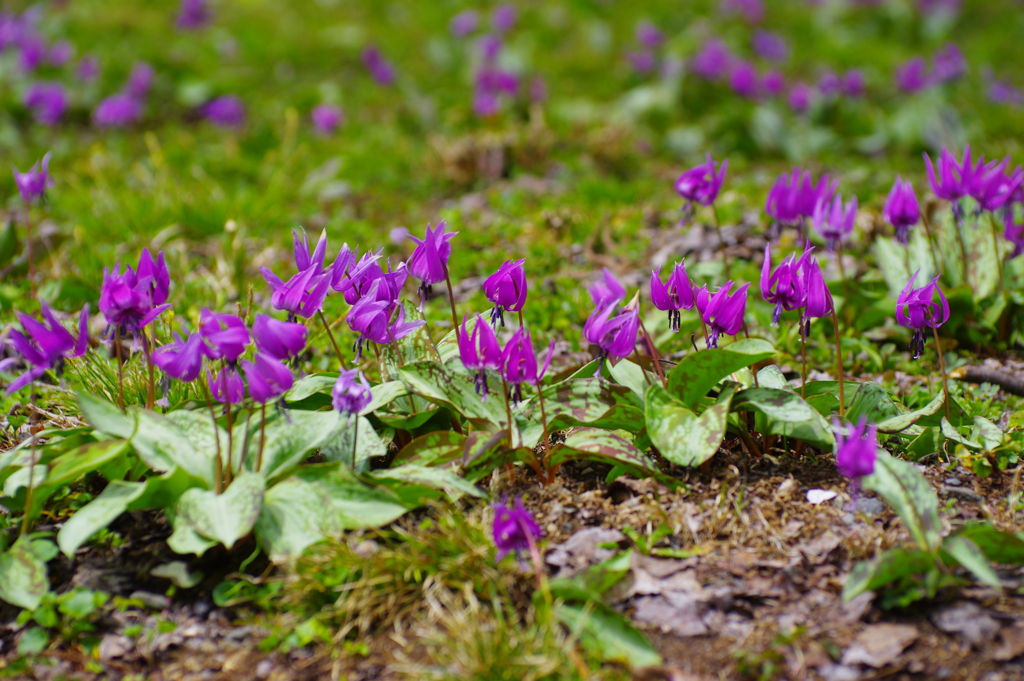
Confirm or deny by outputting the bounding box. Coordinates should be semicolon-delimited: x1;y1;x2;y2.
99;265;170;334
13;152;52;205
333;368;372;416
651;261;695;331
459;313;503;398
408;221;457;303
636;21;664;49
200;95;245;128
177;0;211;30
362;46;396;86
93;94;142;128
730;61;759;98
199;309;251;364
752;30;788;62
803;257;834;323
5;304;89;394
127;63;155;100
1005;219;1024;258
895;270;949;358
896;57;928;93
153;331;208;382
77;56;99;82
18;32;45;72
721;0;764;22
834;418;877;481
450;10;480;37
589;268;626;311
762;70;785;96
530;76;547;103
884;177;920;246
252;314;307;361
788;82;812;113
242;353;293;403
47;41;71;67
312;104;343;135
924;146;969;202
675;154;728;210
483;259;527;327
818;71;841;97
480;34;502;63
968;157;1024;212
989;78;1024;105
813;193;858;253
690;39;733;80
208;367;245;404
842;70;865;97
630;50;657;75
493;497;541;562
492;5;517;34
696;282;748;348
502;328;554;402
766;168;836;227
137;248;171;306
261;264;331;320
931;43;966;84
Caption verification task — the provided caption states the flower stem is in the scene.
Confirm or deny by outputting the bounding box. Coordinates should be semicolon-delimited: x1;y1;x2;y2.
835;246;853;329
351;413;359;469
637;316;667;387
317;310;347;370
517;309;525;329
952;205;971;285
203;376;223;494
800;315;808;399
224;372;234;488
711;204;730;279
442;263;460;331
20;407;37;537
830;308;846;418
536;384;551;483
523;520;551;607
23;205;34;297
989;212;1004;293
143;328;155;411
256;402;267;473
931;322;952;421
501;378;514;444
114;327;125;411
919;208;943;278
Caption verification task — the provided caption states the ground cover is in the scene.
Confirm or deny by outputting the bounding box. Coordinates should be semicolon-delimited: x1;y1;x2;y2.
3;0;1024;679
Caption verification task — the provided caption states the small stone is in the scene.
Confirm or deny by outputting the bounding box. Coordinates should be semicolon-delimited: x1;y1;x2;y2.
945;477;962;486
842;512;855;525
129;591;170;610
255;659;274;679
856;497;885;515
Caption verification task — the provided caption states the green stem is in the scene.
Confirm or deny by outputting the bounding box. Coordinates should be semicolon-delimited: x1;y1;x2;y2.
442;263;460;331
711;204;730;279
831;309;846;418
143;328;155;411
989;212;1004;293
930;320;952;422
20;407;37;537
800;315;808;399
318;310;347;370
256;402;267;473
637;316;667;387
919;208;943;278
203;375;223;494
114;327;125;411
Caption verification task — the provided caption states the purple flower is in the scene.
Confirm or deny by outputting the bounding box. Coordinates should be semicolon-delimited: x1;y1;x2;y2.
730;61;759;98
834;418;878;481
346;281;423;356
721;0;764;23
199;310;250;364
293;228;328;274
252;314;307;361
482;259;527;327
152;331;208;382
583;302;639;362
99;265;171;333
924;146;969;202
884;177;920;246
636;21;664;49
137;249;171;305
896;57;928;93
690;39;733;81
18;32;45;72
261;264;331;320
93;94;142;128
5;304;89;394
696;282;748;348
242;353;293;403
24;82;66;126
650;261;696;331
362;46;396;86
13;152;52;205
127;63;154;100
931;43;966;84
311;104;343;135
766;168;836;227
480;34;502;63
200;95;245;128
208;367;245;404
818;71;842;97
177;0;211;29
842;70;865;97
47;41;72;67
1005;219;1024;258
788;82;812;113
761;245;810;325
530;76;547;103
675;154;728;209
803;257;834;323
761;70;785;96
752;30;788;62
501;328;554;402
630;50;657;75
408;221;457;303
492;497;541;562
895;270;950;359
77;56;99;82
588;269;626;311
968;157;1024;212
459;314;503;398
492;5;517;34
333;368;372;416
812;193;858;253
451;10;480;37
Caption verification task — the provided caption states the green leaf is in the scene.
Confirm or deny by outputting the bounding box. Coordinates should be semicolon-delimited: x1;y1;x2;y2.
875;391;946;434
732;387;835;450
46;439;130;487
284;373;338;402
843;547;938;602
321;415;387;473
364;381;412;414
0;537;49;610
78;392;134;439
254;464;410;563
756;364;790;390
973;417;1004;450
548;428;663;479
0;220;19;267
846;382;902;425
392;431;467;467
166;523;217;557
151;561;204;589
951;523;1024;564
369;463;486;503
249;409;345;480
380;304;441;381
130;409;215;486
398;361;508;428
171;472;266;551
941;417;981;449
556;601;661;668
519;378;643;449
667;339;775;410
862;450;942;552
941;536;1002;590
17;627;49;655
607;359;659;401
645;382;734;467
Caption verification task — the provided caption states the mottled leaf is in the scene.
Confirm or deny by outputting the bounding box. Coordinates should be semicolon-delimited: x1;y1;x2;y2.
941;536;1002;590
733;387;834;450
667;339;775;410
172;472;265;550
876;391;946;434
863;450;942;552
0;537;48;610
547;428;662;479
843;547;938;602
645;382;735;467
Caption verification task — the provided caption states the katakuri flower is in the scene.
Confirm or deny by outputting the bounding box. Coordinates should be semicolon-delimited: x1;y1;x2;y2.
177;0;211;29
242;353;293;403
482;259;527;327
931;43;966;84
200;95;245;127
137;248;170;305
583;300;639;364
492;4;517;33
408;221;457;305
93;94;142;128
208;366;245;404
99;264;171;334
450;10;480;37
842;69;865;97
333;368;372;416
895;270;949;359
812;193;858;253
362;46;396;86
691;39;733;80
24;83;66;126
636;21;664;49
501;328;554;403
801;257;834;334
127;63;154;100
752;30;788;62
198;310;250;364
967;157;1024;212
589;268;626;311
883;177;920;246
260;263;331;320
650;261;696;331
13;152;52;205
252;314;307;361
492;496;541;562
896;57;928;93
152;331;208;382
696;282;748;348
311;104;343;135
730;61;759;98
788;82;812;113
459;314;503;398
924;146;969;202
5;303;89;394
833;417;878;481
675;154;728;214
760;245;810;325
766;169;836;228
346;280;423;356
77;56;99;81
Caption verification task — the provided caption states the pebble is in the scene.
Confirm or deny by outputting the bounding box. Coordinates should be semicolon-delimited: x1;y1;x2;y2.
856;498;885;515
130;591;170;610
944;477;962;486
255;660;274;679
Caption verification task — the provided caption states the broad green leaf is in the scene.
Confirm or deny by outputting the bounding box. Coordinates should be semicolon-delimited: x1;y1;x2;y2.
519;378;642;448
607;359;659;401
435;327;460;364
130;409;214;486
172;472;265;550
364;381;411;414
151;561;204;589
399;361;508;428
646;382;734;467
973;417;1004;450
756;364;790;390
876;391;946;434
284;373;338;402
369;464;486;503
376;408;442;430
0;537;49;610
941;417;981;450
843;547;938;602
0;220;19;267
556;601;661;668
941;536;1002;590
381;304;441;381
78;392;133;439
863;451;942;552
906;427;943;461
548;428;662;479
951;523;1024;564
732;388;835;450
166;523;218;557
667;339;775;410
393;431;467;467
321;415;387;473
846;382;901;425
255;464;410;563
45;439;130;487
249;409;345;480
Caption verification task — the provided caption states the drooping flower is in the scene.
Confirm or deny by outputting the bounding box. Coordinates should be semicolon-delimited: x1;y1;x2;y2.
152;331;208;382
895;270;949;359
802;257;834;330
24;83;66;126
924;146;970;203
346;280;423;356
729;61;759;98
650;261;696;331
198;310;250;364
200;95;245;127
931;43;966;84
459;314;503;398
752;30;788;62
788;82;812;113
589;269;626;311
812;193;858;253
177;0;211;29
492;4;517;34
260;263;331;320
482;259;527;327
5;304;89;394
93;94;142;128
13;152;52;205
896;57;928;93
636;21;664;49
208;366;245;404
675;154;728;212
883;177;920;246
252;314;307;361
127;63;155;100
99;265;171;334
967;157;1024;212
77;56;100;81
695;282;749;348
332;368;373;416
407;221;457;304
501;328;554;402
242;353;293;403
311;104;343;135
583;302;639;363
136;249;170;306
690;38;733;81
362;46;396;86
760;245;810;325
833;418;878;481
842;69;865;97
492;496;542;562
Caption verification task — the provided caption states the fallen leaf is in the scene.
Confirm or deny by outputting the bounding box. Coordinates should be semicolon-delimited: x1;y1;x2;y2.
930;602;999;646
992;623;1024;662
840;623;918;668
545;527;625;578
